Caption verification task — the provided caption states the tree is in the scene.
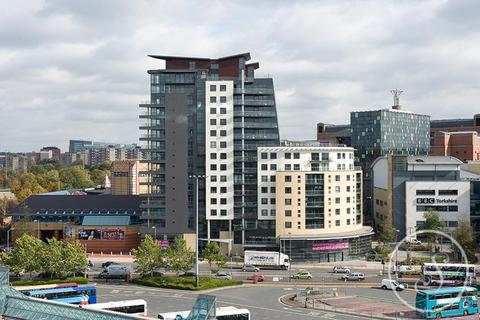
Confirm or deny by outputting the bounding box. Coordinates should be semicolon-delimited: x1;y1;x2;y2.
379;226;396;243
90;169;109;186
63;239;88;277
202;242;225;274
164;237;195;275
418;209;443;243
1;234;43;277
131;235;163;277
59;166;94;189
0;197;17;215
39;238;64;278
453;220;477;263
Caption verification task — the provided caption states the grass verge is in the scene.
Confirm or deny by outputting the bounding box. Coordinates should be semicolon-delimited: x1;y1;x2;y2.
11;277;88;286
133;276;242;291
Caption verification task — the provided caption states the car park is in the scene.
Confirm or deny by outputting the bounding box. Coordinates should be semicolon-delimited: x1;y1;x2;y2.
242;265;260;272
291;270;312;280
215;272;232;280
381;279;405;291
341;273;365;281
333;266;351;273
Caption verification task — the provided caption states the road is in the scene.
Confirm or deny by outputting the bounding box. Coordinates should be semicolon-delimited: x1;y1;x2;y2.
95;283;416;319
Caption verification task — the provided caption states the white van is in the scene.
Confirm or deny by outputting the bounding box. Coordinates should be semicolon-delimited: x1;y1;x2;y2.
99;265;129;279
381;279;405;291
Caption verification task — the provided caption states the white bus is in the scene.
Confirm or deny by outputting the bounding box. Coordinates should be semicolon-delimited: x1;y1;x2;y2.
158;306;250;320
422;263;476;286
82;299;147;316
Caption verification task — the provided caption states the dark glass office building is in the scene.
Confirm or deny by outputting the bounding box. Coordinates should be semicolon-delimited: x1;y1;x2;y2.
139;53;279;252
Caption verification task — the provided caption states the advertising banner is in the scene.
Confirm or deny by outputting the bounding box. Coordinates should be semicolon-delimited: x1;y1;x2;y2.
78;229;101;240
311;242;349;252
101;229;125;240
156;240;170;249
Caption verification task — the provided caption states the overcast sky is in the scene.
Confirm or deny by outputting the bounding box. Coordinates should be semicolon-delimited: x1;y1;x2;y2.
1;0;479;152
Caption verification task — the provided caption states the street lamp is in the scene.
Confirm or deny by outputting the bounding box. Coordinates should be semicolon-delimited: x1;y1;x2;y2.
152;226;156;240
189;174;206;288
33;219;40;239
6;227;14;249
288;232;292;282
395;229;400;279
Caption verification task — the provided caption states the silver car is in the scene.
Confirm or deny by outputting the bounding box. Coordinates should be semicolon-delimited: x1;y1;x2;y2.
242;265;260;272
215;272;232;280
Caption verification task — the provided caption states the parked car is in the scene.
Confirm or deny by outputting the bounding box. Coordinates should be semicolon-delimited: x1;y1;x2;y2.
291;270;313;280
407;239;422;245
98;265;129;279
215;272;232;280
246;274;265;282
333;266;351;273
341;273;365;281
179;271;197;277
242;265;260;272
381;279;405;291
101;261;118;269
398;265;415;273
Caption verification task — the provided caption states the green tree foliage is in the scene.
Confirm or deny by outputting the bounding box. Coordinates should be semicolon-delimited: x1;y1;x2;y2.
131;235;164;277
90;168;108;186
453;220;477;263
59;166;94;189
418;209;443;242
1;234;87;278
202;242;225;274
379;226;397;243
2;234;43;276
164;237;195;275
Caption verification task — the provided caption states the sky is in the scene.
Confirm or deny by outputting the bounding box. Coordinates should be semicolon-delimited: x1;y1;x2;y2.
1;0;480;152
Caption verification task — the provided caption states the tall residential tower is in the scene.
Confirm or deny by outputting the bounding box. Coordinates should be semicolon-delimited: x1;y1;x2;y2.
139;53;280;253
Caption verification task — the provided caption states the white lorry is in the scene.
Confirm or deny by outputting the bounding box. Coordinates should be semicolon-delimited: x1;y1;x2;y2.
244;251;290;270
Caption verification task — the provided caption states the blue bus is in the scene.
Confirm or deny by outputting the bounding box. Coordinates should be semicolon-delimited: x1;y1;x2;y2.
21;285;97;305
416;286;478;319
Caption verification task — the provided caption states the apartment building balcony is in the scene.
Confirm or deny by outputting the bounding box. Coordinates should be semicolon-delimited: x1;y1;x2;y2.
139;200;166;209
140;134;165;141
237;100;275;106
233;88;274;95
234;122;278;129
306;201;324;207
139;124;165;130
233;111;277;117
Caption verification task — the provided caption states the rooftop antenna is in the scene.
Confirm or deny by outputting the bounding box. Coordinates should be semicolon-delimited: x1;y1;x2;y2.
390;89;403;110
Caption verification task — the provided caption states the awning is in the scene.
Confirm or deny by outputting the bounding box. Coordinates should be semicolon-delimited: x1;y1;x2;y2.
82;216;130;226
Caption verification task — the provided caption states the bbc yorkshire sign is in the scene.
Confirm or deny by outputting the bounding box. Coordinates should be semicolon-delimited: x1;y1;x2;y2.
416;198;457;204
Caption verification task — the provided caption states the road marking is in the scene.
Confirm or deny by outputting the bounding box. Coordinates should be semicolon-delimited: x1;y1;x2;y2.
111;290;119;293
173;293;184;297
283;287;294;291
135;291;144;294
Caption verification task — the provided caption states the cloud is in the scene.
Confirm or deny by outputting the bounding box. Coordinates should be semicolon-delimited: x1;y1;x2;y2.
1;0;479;151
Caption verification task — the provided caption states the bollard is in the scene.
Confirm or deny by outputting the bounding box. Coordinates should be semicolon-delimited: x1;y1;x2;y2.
101;251;103;256
120;252;123;256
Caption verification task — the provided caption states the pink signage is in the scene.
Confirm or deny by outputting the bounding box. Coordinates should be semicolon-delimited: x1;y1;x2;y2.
312;242;349;251
156;240;170;249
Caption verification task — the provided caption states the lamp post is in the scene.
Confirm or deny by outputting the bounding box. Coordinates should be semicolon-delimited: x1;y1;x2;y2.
189;174;205;288
6;227;14;249
152;226;156;241
288;232;292;282
33;219;40;239
395;229;400;279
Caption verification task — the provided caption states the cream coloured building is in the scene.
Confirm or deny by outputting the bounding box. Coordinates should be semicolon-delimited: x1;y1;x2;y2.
111;160;148;195
257;141;373;262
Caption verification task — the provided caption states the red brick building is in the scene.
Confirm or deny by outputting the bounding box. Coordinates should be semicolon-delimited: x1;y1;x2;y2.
431;131;480;162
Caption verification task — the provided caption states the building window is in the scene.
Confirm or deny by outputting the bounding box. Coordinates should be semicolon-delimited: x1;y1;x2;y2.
210;119;216;125
270;198;276;205
220;108;227;114
285;187;292;194
285;210;292;217
261;187;268;193
270;187;276;193
261;198;268;204
220;85;226;91
346;186;351;192
189;62;196;70
285;175;291;182
220;141;227;148
210;209;217;216
285;222;292;228
220;198;227;204
210;141;217;148
311;153;319;161
416;190;435;195
335;208;340;215
346;197;351;203
210;198;217;204
335;197;340;204
270;175;276;182
210;130;216;137
210;63;219;69
347;208;351;214
270;164;277;170
210;84;216;91
261;175;268;182
220;153;227;159
335;175;340;181
220;175;227;182
285;153;291;159
439;190;458;196
293;153;300;159
285;164;291;170
335;186;340;193
220;164;227;171
270;153;277;159
211;187;217;193
210;153;217;159
346;175;351;181
337;153;341;159
261;209;268;216
220;209;227;216
210;176;217;182
210;164;217;170
210;96;217;103
220;96;227;103
270;209;276;216
335;220;340;226
311;163;319;171
220;187;227;193
293;164;300;171
220;119;227;125
261;164;268;170
261;152;268;159
285;199;292;205
347;219;351;225
220;130;227;136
